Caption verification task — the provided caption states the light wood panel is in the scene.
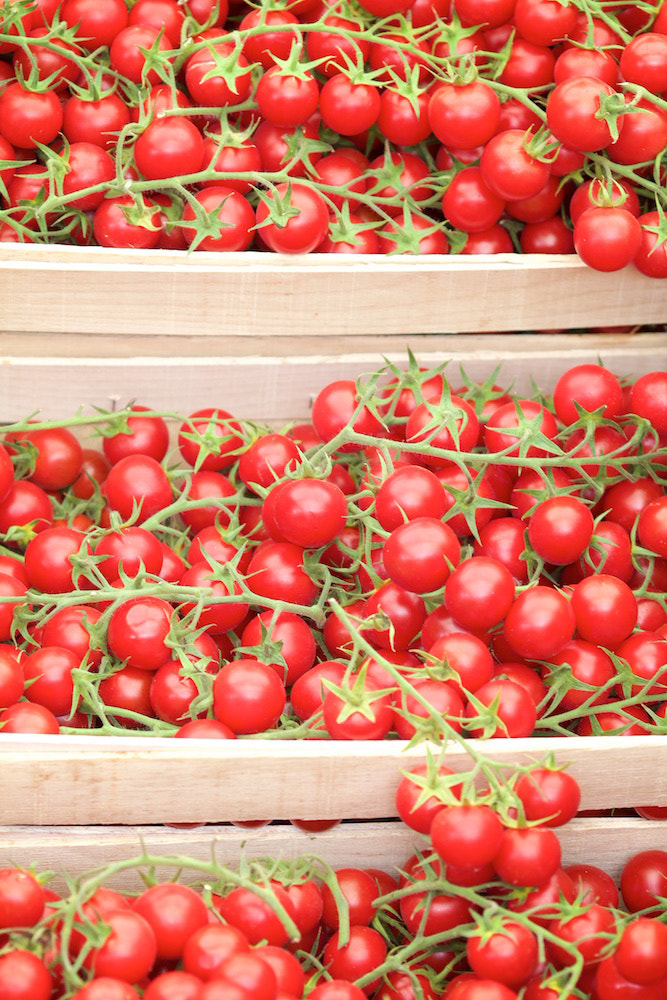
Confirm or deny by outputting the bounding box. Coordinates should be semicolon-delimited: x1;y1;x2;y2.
0;735;666;826
0;332;664;423
1;818;663;891
2;246;667;337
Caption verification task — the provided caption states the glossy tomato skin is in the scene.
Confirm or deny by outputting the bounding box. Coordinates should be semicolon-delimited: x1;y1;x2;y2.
104;454;173;523
182;187;255;252
22;645;80;717
574;206;643;272
132;883;209;961
493;825;562;888
8;426;83;492
103;406;170;465
256;183;329;254
0;701;60;734
504;586;575;660
383;517;461;594
0;82;63;149
107;597;174;671
93;195;162;250
527;495;594;565
246;541;318;606
217;883;296;947
546;76;622;152
621;851;667;913
84;909;158;983
178;408;244;472
0;951;52;1000
24;526;89;594
213;659;286;734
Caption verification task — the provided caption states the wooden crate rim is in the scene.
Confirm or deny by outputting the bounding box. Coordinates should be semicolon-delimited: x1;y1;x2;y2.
0;732;663;757
0;245;597;275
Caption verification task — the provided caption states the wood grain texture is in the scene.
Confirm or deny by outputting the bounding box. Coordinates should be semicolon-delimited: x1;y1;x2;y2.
0;735;666;826
2;246;667;336
0;332;664;423
0;818;663;890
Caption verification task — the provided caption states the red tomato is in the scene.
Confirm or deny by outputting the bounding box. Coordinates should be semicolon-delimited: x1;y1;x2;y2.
107;597;174;671
213;659;286;734
24;526;89;594
527;495;594;566
504;586;575;660
61;0;129;49
178;408;244;472
514;768;581;827
132;883;209;961
84;909;158;982
493;825;562;887
467;920;539;988
570;574;638;649
546;76;623;152
428;81;501;149
444;556;515;631
574;206;643;272
383;517;461;594
0;82;63;149
0;951;52;1000
217;884;296;947
466;677;538;738
0;701;60;734
256;183;329;254
22;645;80;717
182;186;255;252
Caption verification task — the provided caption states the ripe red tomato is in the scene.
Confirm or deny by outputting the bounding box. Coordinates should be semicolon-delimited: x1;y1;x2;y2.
504;586;575;660
0;82;63;149
256;183;329;254
570;574;638;649
217;884;296;947
574;206;643;272
7;425;83;492
514;768;581;827
107;597;174;671
182;187;255;252
132;883;209;961
0;951;52;1000
213;659;286;734
93;195;162;250
323;925;388;992
467;920;539;988
493;825;562;887
84;909;158;982
527;495;594;565
178;408;244;472
24;526;89;594
383;517;461;594
428;81;501;149
546;76;623;152
444;556;515;631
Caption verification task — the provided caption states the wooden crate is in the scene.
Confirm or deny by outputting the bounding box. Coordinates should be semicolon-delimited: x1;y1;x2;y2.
0;251;666;868
1;816;663;893
2;246;667;342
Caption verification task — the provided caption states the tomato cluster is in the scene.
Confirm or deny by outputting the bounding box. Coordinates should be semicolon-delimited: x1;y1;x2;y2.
1;762;667;998
2;0;667;271
0;356;663;741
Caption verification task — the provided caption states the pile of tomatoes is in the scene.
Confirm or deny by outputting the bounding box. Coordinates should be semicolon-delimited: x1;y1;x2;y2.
0;356;663;740
2;0;667;271
2;762;667;998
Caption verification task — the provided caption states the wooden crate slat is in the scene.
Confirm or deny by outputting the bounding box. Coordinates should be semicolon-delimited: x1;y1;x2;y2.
2;247;667;336
0;818;663;891
0;332;664;423
1;735;667;826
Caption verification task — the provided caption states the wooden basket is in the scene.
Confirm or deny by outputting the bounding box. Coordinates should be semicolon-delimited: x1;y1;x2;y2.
0;247;666;870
